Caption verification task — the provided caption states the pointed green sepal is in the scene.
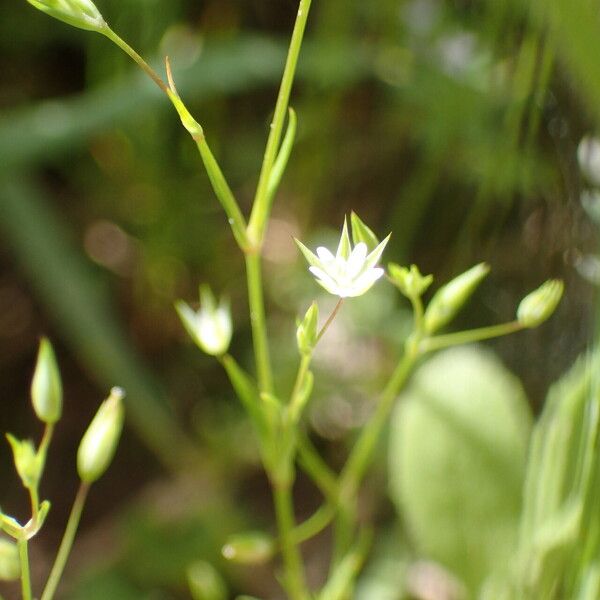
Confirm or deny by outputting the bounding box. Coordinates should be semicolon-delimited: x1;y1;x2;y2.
350;212;379;252
336;217;352;260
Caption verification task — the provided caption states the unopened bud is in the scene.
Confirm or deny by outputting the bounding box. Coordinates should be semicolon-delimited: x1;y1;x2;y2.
388;263;433;299
424;263;490;333
6;435;41;490
31;338;62;424
517;280;564;328
77;387;125;483
222;531;275;565
296;302;319;355
176;286;232;356
26;0;106;32
0;538;20;581
187;561;227;600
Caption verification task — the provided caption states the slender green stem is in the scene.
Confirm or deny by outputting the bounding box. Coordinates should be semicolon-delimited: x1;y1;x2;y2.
28;487;40;525
248;0;313;243
289;354;312;417
331;343;420;560
291;503;337;545
41;483;90;600
102;27;169;94
297;433;339;502
340;346;419;495
316;298;344;344
245;253;274;395
273;484;308;600
421;321;523;353
18;539;32;600
409;294;425;334
38;424;54;461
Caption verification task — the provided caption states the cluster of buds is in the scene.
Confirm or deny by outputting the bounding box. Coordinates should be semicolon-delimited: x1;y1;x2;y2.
1;339;125;551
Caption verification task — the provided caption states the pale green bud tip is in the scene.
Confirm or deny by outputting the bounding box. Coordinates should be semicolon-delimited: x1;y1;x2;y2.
222;532;275;565
176;286;232;356
31;337;63;424
388;263;433;298
187;561;227;600
424;263;490;333
517;279;564;328
26;0;106;32
296;302;319;355
77;387;125;483
0;538;20;581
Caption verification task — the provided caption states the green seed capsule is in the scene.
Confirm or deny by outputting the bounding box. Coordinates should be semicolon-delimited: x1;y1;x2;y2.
187;561;227;600
77;388;125;483
221;531;275;565
31;338;63;424
517;279;564;328
424;263;490;334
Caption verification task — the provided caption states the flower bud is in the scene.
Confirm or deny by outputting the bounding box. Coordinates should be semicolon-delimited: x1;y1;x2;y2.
26;0;107;32
187;561;227;600
296;302;319;355
222;531;275;565
6;435;41;490
77;387;125;484
0;538;20;581
424;263;490;334
517;279;564;328
31;338;62;424
388;263;433;299
176;286;232;356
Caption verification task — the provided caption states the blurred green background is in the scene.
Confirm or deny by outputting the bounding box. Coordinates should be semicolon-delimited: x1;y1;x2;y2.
0;0;598;598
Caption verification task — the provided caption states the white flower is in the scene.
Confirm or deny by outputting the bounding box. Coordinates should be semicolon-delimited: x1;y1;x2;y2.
296;217;391;298
176;285;232;356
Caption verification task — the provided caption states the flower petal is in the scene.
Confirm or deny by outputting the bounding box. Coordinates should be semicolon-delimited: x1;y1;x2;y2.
346;267;385;297
309;267;343;296
346;242;368;278
316;246;335;263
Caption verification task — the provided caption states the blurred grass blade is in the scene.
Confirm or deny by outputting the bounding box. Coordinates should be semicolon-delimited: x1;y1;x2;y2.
0;175;196;469
0;36;370;171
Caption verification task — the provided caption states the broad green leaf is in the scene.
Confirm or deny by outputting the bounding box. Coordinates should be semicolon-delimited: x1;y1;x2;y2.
389;346;532;594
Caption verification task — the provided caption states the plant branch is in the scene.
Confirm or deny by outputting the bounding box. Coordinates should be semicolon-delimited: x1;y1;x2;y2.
41;483;90;600
248;0;313;244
